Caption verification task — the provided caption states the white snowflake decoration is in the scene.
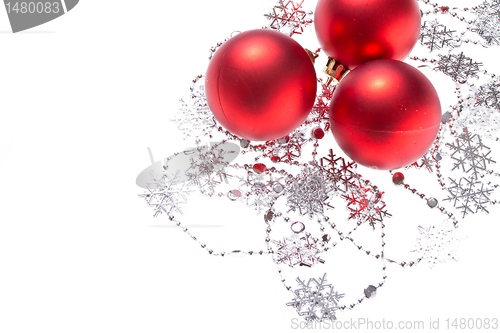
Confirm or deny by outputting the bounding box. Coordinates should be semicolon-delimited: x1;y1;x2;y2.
412;220;461;268
173;77;215;140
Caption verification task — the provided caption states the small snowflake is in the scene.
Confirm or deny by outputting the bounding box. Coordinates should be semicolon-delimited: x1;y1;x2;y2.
184;146;231;195
406;151;435;172
412;220;460;268
271;233;324;267
444;176;494;218
238;171;280;213
173;76;216;140
286;166;335;218
311;81;336;129
473;78;500;109
445;127;496;179
265;130;308;163
265;0;313;37
420;20;458;51
342;182;390;229
435;52;482;83
319;150;358;193
139;171;193;218
287;273;344;322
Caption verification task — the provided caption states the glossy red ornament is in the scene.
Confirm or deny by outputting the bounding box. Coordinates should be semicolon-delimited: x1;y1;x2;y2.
205;29;317;141
314;0;421;70
329;59;441;170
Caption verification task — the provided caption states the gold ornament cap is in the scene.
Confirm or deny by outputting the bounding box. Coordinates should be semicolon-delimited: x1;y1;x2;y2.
324;57;350;86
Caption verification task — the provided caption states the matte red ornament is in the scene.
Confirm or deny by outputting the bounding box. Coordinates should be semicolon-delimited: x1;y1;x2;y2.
314;0;421;70
205;29;317;141
329;59;441;170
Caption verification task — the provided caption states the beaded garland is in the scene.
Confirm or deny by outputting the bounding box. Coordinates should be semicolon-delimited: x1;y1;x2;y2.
138;0;500;324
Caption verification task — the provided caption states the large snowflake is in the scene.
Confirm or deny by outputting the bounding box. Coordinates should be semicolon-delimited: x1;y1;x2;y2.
173;77;216;139
271;233;324;267
286;166;335;218
444;176;494;218
139;171;193;218
445;127;496;179
420;20;458;52
435;52;482;83
470;0;500;45
264;0;312;37
287;273;345;322
412;220;460;268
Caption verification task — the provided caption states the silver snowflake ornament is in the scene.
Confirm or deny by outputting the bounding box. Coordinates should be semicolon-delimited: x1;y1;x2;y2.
473;78;500;109
420;20;458;51
139;171;193;218
184;146;232;195
265;130;308;164
470;0;500;46
435;52;482;83
446;127;496;179
319;149;358;193
287;273;345;322
173;76;216;140
286;166;335;218
237;171;282;213
407;151;435;172
271;233;324;267
444;176;494;218
264;0;312;37
343;182;390;229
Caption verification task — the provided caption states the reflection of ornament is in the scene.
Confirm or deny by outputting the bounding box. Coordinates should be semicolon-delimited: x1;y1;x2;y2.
329;59;442;170
205;29;317;141
314;0;421;70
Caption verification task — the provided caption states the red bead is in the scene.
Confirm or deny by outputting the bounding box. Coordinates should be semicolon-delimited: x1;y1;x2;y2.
392;172;405;185
329;59;441;170
205;29;317;141
312;127;325;139
271;155;281;163
253;163;267;173
314;0;421;69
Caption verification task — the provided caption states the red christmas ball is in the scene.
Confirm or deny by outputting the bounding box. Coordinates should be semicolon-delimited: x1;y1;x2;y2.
205;29;317;141
329;59;441;170
314;0;421;70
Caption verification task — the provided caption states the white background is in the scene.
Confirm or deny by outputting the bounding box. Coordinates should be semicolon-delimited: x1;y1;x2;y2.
1;0;499;332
